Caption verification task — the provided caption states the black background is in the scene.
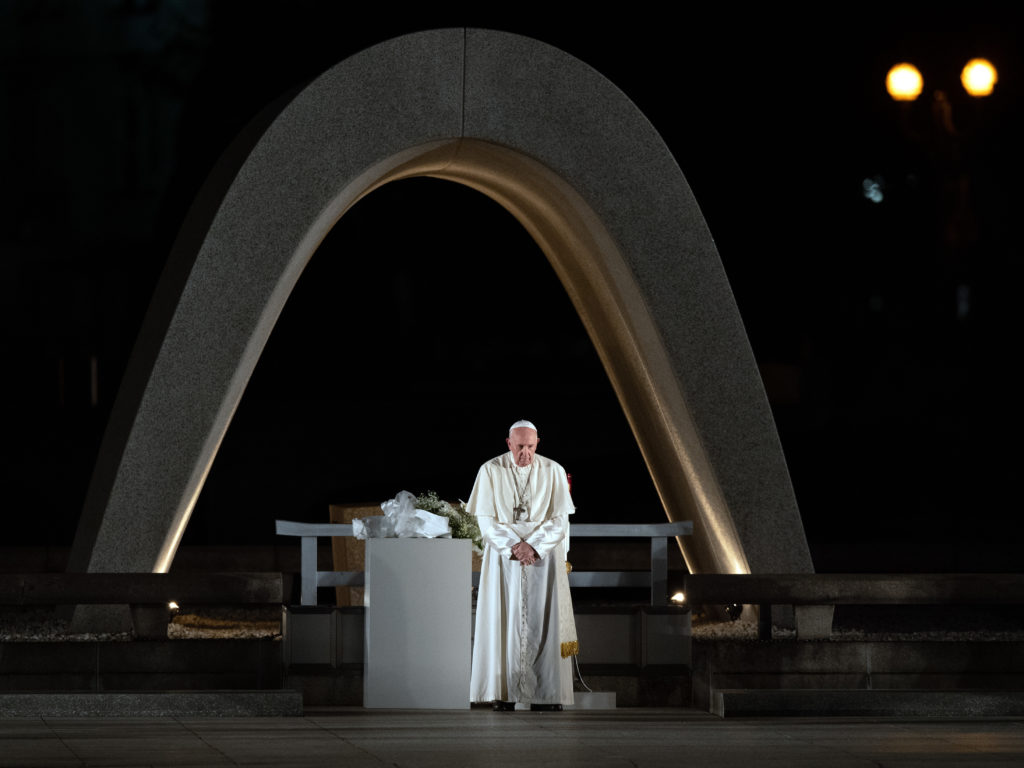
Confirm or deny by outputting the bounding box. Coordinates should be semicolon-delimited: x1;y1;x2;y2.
3;3;1021;573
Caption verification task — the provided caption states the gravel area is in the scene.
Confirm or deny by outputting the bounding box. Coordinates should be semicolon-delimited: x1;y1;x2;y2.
691;618;1024;642
0;608;132;642
168;610;281;640
0;607;281;642
4;606;1023;643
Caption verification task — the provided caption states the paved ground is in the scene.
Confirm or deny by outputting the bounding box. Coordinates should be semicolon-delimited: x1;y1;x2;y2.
2;708;1024;767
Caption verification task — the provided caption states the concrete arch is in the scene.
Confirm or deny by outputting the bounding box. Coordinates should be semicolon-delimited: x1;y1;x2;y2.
69;29;812;610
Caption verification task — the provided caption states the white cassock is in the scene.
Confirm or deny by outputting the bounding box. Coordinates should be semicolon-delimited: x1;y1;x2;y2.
468;452;578;706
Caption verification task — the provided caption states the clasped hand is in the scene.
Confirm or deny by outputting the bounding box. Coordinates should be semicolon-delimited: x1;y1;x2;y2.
511;540;539;566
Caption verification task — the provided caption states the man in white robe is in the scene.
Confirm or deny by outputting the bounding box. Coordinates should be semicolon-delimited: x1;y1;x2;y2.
468;420;577;711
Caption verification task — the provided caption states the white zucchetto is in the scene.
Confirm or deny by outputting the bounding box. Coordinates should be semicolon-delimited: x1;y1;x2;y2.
508;419;538;435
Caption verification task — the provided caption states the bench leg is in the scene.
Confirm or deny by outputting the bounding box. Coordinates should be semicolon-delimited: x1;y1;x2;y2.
794;605;834;640
758;603;771;640
650;537;668;605
130;603;169;639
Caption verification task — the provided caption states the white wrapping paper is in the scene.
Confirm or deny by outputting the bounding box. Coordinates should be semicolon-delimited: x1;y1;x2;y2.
353;490;452;540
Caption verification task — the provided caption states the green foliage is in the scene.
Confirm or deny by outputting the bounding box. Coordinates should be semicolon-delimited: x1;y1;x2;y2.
415;491;483;554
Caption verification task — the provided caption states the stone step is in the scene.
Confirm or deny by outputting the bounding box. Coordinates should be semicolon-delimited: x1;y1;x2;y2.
692;639;1024;713
713;688;1024;718
285;665;689;707
0;638;686;707
694;639;1024;674
0;639;282;692
712;672;1024;691
0;690;303;717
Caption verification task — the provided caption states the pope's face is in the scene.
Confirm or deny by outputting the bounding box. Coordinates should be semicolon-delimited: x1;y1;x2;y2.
507;428;539;467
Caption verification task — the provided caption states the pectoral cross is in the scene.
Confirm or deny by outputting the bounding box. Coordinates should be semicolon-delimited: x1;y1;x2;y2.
513;503;528;522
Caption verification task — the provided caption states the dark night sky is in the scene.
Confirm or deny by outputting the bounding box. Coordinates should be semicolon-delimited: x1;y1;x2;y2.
2;3;1021;573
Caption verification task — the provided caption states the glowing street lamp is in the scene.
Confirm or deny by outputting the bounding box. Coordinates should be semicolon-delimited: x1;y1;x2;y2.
961;58;997;97
886;63;924;101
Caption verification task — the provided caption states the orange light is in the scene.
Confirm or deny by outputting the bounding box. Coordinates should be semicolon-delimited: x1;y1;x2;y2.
961;58;997;97
886;63;923;101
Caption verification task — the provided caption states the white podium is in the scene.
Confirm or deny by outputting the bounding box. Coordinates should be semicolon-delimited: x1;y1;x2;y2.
363;538;471;708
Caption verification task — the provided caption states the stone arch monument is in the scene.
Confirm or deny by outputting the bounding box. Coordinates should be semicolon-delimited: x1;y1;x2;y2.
69;29;813;622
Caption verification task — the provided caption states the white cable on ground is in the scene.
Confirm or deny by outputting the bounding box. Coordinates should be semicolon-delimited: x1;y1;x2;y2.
572;653;592;693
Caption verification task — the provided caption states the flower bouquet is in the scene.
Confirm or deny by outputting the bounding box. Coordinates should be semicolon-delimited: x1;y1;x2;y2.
414;491;483;555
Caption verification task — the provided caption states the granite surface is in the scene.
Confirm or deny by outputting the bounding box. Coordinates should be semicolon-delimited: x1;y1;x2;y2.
0;691;302;717
1;709;1023;767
